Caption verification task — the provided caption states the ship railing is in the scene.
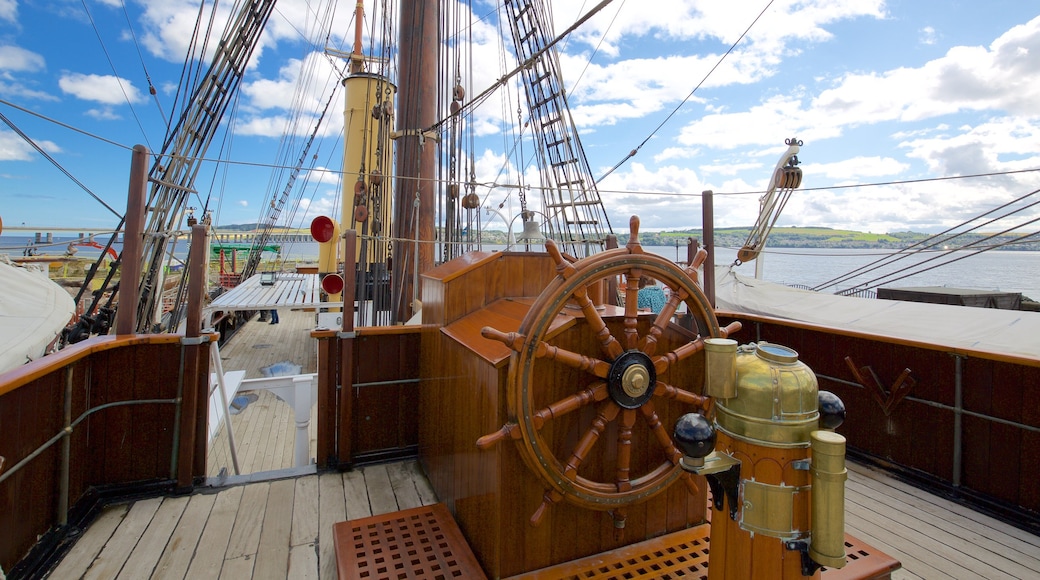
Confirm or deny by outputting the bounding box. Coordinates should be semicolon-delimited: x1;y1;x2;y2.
0;331;216;577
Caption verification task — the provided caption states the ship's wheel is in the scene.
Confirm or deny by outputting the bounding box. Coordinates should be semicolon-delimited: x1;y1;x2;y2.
478;216;741;526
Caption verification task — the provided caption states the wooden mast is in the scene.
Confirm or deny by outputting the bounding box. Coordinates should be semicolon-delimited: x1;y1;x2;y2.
392;0;438;323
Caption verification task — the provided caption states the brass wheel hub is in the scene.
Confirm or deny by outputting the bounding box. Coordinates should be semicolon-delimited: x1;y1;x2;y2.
608;350;656;409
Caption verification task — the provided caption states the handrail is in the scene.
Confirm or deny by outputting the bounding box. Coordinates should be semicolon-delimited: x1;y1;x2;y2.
0;332;219;396
717;308;1040;368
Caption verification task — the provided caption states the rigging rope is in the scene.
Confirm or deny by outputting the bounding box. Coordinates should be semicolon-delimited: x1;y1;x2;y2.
814;186;1040;292
596;0;777;184
0;110;122;219
79;0;153;152
120;0;169;129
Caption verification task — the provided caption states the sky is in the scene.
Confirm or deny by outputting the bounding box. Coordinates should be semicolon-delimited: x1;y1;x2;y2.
1;0;1039;237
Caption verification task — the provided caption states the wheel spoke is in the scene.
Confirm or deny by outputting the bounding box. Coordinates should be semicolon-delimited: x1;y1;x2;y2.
653;381;710;413
639;400;682;465
569;283;624;360
563;401;620;480
680;471;700;495
653;337;705;375
532;382;609;429
616;409;637;492
640;289;687;356
623;268;641;350
536;342;610;378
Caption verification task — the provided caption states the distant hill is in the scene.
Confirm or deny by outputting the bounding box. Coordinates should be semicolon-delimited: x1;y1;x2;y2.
614;226;1039;251
216;223;1039;250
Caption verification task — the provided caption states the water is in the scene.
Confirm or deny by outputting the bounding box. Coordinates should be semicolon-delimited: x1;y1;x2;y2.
4;236;1037;300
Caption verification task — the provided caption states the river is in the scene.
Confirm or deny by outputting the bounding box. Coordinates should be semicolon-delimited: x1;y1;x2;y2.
3;236;1038;301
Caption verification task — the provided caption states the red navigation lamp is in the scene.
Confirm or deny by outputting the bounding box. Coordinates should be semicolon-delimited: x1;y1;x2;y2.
321;273;344;295
310;215;337;243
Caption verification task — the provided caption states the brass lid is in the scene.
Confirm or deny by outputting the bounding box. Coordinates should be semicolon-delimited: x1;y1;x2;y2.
704;337;738;352
716;342;819;446
755;342;799;364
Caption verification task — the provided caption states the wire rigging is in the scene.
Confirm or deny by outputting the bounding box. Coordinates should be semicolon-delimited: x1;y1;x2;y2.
0;110;122;219
120;0;169;129
596;0;777;184
79;0;153;152
814;187;1040;292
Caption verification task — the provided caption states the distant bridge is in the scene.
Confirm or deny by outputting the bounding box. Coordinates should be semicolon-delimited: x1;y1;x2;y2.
3;226;313;245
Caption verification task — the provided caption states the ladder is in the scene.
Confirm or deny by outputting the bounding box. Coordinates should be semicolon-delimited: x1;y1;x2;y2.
133;0;278;332
503;0;612;257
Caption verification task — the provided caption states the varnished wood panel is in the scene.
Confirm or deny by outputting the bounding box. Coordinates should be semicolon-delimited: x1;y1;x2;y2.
0;337;184;573
421;251;709;578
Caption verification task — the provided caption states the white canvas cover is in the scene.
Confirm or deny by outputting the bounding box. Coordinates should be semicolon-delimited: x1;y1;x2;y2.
714;266;1040;361
0;259;76;374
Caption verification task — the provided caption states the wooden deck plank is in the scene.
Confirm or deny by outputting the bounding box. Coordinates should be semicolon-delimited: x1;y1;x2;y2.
845;483;1015;578
848;461;1035;577
253;479;295;579
48;504;129;579
218;555;254;579
185;485;243;578
318;472;346;580
848;462;1040;559
82;497;162;580
291;474;320;547
409;460;439;506
151;493;217;580
51;457;1040;580
117;495;190;579
343;469;372;520
844;519;928;580
363;463;399;515
288;543;319;580
386;461;423;510
225;482;270;560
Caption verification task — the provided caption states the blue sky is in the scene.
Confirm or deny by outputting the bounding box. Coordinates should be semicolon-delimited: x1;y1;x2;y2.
1;0;1039;236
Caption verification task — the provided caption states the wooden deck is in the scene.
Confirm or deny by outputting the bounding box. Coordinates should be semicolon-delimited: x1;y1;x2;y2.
206;309;319;477
45;458;1040;579
214;309;317;381
45;310;1040;579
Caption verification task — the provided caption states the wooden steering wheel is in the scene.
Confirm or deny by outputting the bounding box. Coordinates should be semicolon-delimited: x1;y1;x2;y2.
478;216;741;527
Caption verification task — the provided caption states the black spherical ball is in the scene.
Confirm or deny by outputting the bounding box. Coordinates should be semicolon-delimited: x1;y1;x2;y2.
818;390;846;430
674;413;716;459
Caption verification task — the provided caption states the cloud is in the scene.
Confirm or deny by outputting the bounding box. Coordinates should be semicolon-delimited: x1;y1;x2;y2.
0;129;61;161
0;80;59;102
0;0;16;23
58;73;145;106
0;46;45;72
85;107;122;121
238;200;248;207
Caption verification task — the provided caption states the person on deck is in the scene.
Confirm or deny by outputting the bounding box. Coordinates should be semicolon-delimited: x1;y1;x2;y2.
269;309;279;324
637;276;665;314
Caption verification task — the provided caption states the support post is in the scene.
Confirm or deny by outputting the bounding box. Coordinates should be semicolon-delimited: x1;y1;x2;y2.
702;190;716;307
175;224;208;489
338;230;358;467
115;144;148;335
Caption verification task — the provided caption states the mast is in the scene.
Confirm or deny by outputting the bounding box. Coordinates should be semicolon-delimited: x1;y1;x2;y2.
391;0;439;323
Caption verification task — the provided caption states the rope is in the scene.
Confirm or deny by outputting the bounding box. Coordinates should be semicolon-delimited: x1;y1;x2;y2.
0;110;122;219
596;0;778;184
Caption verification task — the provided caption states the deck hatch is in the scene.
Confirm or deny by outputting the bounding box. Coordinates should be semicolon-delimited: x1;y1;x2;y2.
333;502;486;579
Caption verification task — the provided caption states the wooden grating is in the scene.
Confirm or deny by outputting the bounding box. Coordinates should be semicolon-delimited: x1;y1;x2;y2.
507;524;712;579
824;535;901;580
333;503;486;580
333;504;898;580
509;524;900;580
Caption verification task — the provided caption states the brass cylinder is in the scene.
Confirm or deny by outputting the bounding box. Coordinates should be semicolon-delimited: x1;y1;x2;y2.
810;430;847;569
703;338;737;399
